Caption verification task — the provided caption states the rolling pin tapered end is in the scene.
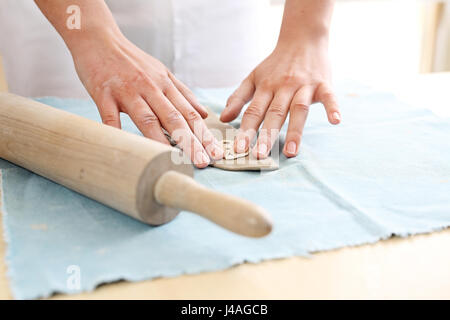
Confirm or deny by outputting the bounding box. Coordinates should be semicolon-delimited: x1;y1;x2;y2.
154;171;273;238
239;205;273;238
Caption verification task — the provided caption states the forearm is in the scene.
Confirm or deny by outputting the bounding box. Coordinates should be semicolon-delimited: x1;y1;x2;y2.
277;0;334;48
34;0;123;54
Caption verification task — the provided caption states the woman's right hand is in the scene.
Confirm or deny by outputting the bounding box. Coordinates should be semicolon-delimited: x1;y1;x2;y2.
69;31;223;168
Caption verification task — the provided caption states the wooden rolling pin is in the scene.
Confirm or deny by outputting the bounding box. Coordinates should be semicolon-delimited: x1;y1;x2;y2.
0;93;272;237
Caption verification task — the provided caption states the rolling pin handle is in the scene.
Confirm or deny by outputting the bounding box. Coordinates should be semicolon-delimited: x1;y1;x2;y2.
154;171;273;238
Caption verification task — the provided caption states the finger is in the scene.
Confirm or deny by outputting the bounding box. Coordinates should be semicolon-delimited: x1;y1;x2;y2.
283;86;314;158
252;88;294;159
220;76;255;122
234;89;273;153
96;93;121;129
168;72;208;119
315;83;341;125
143;92;210;168
165;85;224;160
121;96;170;145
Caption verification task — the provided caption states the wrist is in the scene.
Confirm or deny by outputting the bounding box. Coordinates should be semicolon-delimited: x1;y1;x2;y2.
65;25;125;57
277;22;329;48
277;0;333;51
275;30;329;55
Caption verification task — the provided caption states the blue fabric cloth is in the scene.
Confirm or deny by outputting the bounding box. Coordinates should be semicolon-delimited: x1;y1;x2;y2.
2;81;450;299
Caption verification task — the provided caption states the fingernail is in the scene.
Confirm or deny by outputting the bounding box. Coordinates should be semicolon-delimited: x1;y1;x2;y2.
332;112;341;123
257;143;267;156
196;151;210;166
236;138;246;153
219;110;229;122
252;143;268;159
222;104;229;113
286;141;296;154
211;144;224;160
202;152;210;164
199;105;209;117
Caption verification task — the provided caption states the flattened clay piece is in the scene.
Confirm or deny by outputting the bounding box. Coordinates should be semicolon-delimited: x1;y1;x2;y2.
212;154;278;171
161;107;279;171
222;140;248;160
204;107;279;171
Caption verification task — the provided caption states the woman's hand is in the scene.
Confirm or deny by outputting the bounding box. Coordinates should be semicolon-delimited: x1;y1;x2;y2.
220;41;340;159
220;0;339;159
70;33;223;168
35;0;223;168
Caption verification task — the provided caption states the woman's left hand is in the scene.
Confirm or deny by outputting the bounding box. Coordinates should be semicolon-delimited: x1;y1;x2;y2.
220;39;341;159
